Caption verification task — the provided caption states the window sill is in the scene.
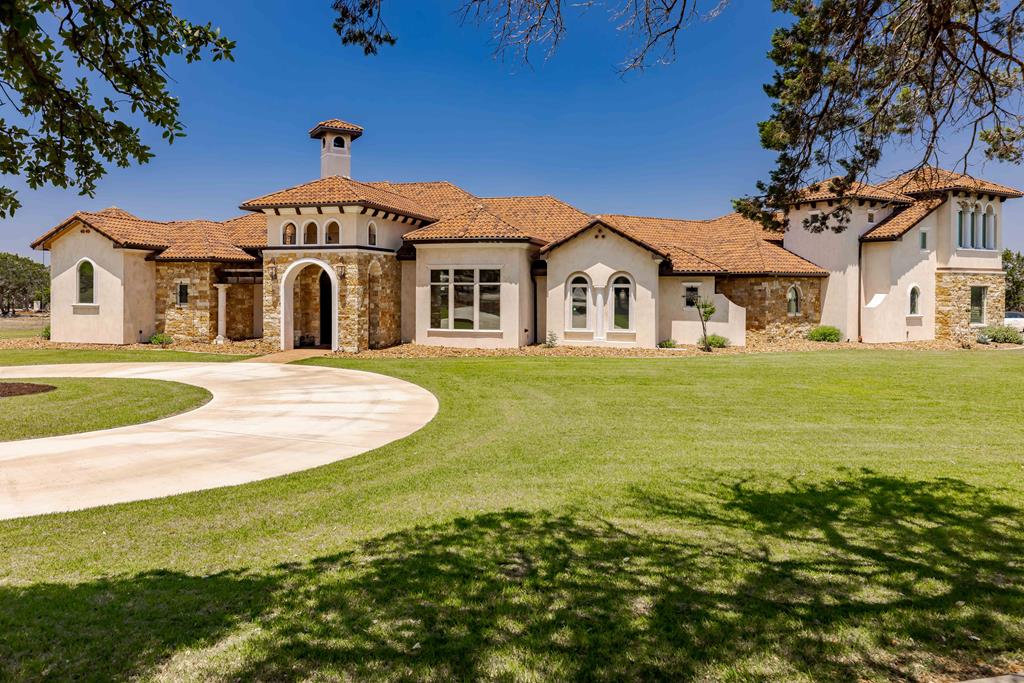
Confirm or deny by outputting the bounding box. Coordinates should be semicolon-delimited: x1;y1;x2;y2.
787;313;802;318
73;302;99;308
566;328;593;333
607;329;636;334
427;328;503;335
957;248;999;254
906;314;923;319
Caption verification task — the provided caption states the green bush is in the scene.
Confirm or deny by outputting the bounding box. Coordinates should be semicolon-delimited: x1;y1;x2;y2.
149;333;174;347
807;325;842;343
40;324;50;340
657;339;678;348
982;325;1023;344
701;334;729;348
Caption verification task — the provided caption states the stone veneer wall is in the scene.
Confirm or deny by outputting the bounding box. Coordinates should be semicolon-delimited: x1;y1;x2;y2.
155;262;218;341
935;271;1005;341
262;251;402;352
716;276;823;333
225;283;256;340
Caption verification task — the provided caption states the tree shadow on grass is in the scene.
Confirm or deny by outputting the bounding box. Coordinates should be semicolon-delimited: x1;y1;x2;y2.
3;472;1022;681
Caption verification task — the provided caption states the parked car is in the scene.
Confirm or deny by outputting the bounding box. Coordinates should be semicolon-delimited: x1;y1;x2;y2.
1005;311;1024;331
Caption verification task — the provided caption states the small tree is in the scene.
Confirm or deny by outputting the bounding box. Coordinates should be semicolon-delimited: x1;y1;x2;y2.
0;253;48;316
695;296;716;352
1004;249;1024;313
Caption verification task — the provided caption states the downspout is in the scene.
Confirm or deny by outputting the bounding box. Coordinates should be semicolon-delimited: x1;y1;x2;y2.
857;239;863;342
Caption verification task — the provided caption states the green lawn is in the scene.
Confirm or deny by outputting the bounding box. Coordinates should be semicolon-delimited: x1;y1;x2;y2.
1;351;1023;681
0;378;211;441
0;326;44;339
0;348;252;365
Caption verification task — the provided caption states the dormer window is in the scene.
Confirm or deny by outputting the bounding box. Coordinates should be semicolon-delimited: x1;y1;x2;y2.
333;136;345;149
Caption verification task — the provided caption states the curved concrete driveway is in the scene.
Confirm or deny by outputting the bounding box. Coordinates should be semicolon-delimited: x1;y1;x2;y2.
0;362;438;519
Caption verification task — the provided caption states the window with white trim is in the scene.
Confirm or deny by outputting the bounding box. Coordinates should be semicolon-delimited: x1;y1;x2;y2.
787;285;801;315
430;268;500;330
569;276;590;329
909;286;920;315
77;260;95;304
610;275;632;330
282;223;297;246
303;222;318;245
325;221;340;245
970;205;979;248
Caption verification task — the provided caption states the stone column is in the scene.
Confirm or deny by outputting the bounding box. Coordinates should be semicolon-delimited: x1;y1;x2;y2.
214;284;228;344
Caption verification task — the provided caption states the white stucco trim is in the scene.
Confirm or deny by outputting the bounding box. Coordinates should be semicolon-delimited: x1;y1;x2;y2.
279;257;339;352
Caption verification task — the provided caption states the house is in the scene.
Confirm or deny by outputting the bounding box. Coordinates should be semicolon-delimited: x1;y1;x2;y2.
30;118;1020;350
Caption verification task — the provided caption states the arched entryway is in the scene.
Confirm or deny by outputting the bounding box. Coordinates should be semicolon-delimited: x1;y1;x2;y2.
280;258;339;351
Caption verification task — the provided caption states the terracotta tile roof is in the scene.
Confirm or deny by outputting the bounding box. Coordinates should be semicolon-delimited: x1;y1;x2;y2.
860;197;946;242
366;181;480;219
478;195;593;243
403;206;533;241
796;176;914;204
308;118;364;140
239;176;435;220
595;213;827;275
32;208;258;262
223;213;268;249
877;165;1023;198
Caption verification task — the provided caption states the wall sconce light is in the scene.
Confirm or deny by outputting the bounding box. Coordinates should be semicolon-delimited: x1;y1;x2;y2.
268;263;277;281
336;263;346;280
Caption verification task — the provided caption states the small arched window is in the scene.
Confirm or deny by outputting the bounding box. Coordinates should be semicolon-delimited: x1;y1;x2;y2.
909;286;920;315
325;221;340;245
303;222;318;245
77;260;95;304
957;209;965;248
610;275;632;330
282;223;297;246
333;136;345;149
368;222;378;246
569;276;589;330
970;205;979;247
787;285;801;315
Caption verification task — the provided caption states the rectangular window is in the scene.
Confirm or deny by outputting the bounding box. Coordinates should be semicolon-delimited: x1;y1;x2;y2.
920;230;928;250
867;212;875;223
429;268;500;330
684;286;699;308
970;286;986;325
176;282;189;306
958;211;965;248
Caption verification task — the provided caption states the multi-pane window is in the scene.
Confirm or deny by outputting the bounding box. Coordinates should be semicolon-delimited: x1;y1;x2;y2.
325;221;340;244
176;282;189;307
610;276;631;330
970;286;986;324
570;276;589;329
77;260;94;304
430;268;500;330
920;230;928;250
684;285;699;308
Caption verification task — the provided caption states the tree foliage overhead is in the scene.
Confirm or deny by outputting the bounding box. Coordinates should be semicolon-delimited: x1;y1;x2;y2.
0;0;234;218
332;0;1024;232
0;252;48;315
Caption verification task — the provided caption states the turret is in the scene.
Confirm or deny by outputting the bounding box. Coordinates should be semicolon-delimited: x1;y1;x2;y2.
309;118;364;178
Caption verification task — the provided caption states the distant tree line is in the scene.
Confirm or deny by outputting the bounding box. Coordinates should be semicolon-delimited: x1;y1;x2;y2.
1005;249;1024;313
0;253;48;316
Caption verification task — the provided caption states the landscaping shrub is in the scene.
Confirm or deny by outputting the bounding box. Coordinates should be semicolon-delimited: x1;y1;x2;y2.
982;325;1023;344
657;339;678;348
701;334;729;348
542;331;558;348
807;325;842;342
976;331;992;345
149;333;174;347
40;324;50;340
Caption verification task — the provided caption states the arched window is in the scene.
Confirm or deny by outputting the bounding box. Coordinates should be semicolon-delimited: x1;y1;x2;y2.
909;286;920;315
282;223;297;246
325;221;340;245
787;285;801;315
970;205;979;248
569;276;589;329
333;136;345;149
367;222;378;246
957;209;965;248
303;222;318;246
77;260;95;304
610;275;632;330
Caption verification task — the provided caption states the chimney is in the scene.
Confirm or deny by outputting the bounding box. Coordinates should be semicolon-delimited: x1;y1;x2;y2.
308;119;364;179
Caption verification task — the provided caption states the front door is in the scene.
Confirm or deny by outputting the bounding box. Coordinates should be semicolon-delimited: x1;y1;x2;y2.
318;270;332;346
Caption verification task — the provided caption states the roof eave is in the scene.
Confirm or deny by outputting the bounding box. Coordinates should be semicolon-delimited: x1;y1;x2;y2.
237;200;434;223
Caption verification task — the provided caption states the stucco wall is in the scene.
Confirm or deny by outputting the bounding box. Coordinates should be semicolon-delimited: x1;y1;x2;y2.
659;276;746;346
264;211;409;251
861;218;937;343
545;226;661;348
48;224;130;344
121;250;156;343
939;193;1006;271
413;243;534;349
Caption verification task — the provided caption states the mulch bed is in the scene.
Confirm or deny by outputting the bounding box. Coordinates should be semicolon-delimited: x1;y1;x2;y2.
0;382;56;398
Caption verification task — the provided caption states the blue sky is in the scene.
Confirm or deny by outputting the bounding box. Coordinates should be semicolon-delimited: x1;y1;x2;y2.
3;0;1023;259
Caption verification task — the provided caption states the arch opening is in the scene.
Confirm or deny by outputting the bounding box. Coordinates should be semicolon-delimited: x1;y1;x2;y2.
280;259;339;351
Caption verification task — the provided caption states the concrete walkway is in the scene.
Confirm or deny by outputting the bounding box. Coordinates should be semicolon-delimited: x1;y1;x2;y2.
0;362;438;519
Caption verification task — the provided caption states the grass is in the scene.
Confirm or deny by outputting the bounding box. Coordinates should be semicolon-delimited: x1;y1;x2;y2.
0;326;44;339
1;351;1023;681
0;378;211;441
0;348;252;365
